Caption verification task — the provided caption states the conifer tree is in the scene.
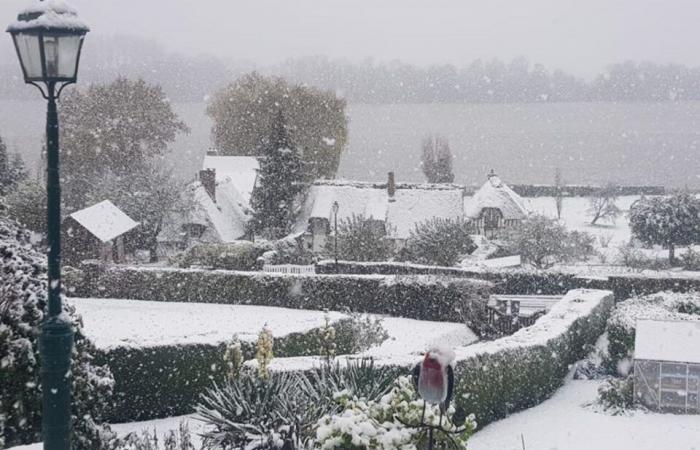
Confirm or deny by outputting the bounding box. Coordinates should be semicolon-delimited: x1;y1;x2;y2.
249;110;304;238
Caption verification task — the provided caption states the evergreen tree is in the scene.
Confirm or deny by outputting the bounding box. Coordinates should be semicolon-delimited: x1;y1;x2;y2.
0;135;28;196
249;111;305;238
421;134;454;183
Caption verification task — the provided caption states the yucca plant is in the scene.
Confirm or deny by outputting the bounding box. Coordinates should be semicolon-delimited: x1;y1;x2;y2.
196;372;302;450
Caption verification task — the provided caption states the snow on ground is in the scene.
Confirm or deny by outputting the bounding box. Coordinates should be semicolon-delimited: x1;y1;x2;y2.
526;195;639;248
470;378;700;450
67;298;347;349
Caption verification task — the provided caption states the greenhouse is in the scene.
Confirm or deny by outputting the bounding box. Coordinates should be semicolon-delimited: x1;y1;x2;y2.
634;319;700;414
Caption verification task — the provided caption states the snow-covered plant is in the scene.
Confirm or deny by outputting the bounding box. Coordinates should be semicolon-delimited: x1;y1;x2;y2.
404;217;476;266
0;134;28;197
314;376;476;449
597;376;634;414
224;335;244;381
256;325;275;380
0;215;116;449
325;213;394;262
117;421;196;450
4;180;47;234
196;372;301;450
499;214;595;269
336;313;389;354
320;311;337;364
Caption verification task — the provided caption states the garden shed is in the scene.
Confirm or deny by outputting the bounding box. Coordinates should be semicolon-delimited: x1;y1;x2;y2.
633;319;700;414
63;200;139;264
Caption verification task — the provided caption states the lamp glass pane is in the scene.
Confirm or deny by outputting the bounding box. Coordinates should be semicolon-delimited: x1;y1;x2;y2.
56;35;82;78
13;33;43;79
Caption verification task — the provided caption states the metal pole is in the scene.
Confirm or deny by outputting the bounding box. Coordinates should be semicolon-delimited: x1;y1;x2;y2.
40;82;74;450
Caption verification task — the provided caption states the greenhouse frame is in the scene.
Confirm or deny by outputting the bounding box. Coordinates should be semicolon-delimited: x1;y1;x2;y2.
633;319;700;414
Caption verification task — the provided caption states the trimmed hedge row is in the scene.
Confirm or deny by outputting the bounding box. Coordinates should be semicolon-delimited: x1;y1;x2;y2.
100;317;367;422
75;267;493;323
509;184;665;197
316;260;700;300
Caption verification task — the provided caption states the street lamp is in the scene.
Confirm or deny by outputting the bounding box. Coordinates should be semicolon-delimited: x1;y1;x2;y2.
6;2;88;449
332;201;339;272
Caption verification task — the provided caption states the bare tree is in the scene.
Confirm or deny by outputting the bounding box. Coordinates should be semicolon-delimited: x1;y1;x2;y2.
554;167;564;219
588;183;621;225
421;134;454;183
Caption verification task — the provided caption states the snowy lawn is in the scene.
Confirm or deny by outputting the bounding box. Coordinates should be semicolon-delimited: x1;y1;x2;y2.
67;297;348;349
470;378;700;450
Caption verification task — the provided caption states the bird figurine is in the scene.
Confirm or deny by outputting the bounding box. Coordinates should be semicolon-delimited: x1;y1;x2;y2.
413;345;455;426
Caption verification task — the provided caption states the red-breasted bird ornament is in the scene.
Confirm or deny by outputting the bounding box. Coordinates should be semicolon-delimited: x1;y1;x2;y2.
413;346;456;424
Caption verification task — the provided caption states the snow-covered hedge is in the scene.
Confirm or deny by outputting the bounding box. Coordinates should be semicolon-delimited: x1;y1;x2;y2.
100;316;384;422
316;260;580;295
608;273;700;301
605;291;700;371
75;266;493;322
0;216;115;449
261;289;614;430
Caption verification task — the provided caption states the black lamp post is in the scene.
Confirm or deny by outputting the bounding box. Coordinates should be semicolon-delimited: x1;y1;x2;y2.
6;2;88;449
332;201;339;272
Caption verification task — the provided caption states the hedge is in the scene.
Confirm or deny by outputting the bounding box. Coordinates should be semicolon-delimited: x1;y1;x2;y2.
99;316;372;422
262;289;614;429
509;184;665;197
74;266;493;323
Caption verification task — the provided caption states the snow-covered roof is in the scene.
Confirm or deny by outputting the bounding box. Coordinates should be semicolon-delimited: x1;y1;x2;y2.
202;155;259;206
464;175;529;220
68;200;138;243
634;319;700;364
294;180;464;239
7;1;89;32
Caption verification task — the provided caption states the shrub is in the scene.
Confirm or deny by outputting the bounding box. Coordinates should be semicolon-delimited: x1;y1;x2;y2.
260;235;316;266
597;376;634;414
177;241;268;270
499;214;595;268
117;422;196;450
404;217;477;266
4;180;47;234
326;213;394;262
0;216;116;449
615;241;671;271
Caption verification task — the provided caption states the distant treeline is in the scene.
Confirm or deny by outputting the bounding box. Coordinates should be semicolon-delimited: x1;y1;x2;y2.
2;35;699;103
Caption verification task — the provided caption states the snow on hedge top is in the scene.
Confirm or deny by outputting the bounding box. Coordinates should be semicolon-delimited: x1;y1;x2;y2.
7;0;89;32
464;175;528;221
635;319;700;364
295;180;464;239
68;200;138;243
202;155;259;206
68;297;347;349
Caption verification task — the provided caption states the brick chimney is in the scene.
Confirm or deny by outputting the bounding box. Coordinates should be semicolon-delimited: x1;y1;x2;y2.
387;171;396;202
199;168;216;202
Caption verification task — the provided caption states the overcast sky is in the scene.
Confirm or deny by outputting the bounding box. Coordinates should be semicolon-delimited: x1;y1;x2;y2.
2;0;700;78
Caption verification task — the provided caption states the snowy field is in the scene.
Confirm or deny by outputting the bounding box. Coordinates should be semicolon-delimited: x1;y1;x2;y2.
525;195;639;248
470;378;700;450
67;298;348;349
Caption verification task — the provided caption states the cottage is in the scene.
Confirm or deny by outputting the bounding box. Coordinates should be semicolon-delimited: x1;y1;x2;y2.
158;154;259;253
63;200;139;264
293;172;465;253
633;319;700;413
465;170;528;237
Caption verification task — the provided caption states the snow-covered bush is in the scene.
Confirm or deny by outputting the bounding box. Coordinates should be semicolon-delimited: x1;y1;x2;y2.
4;180;47;234
315;376;476;450
0;216;115;449
260;235;316;266
325;213;394;262
604;292;700;372
615;241;670;271
403;217;476;266
681;247;700;271
498;214;595;269
177;241;269;270
597;376;634;414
